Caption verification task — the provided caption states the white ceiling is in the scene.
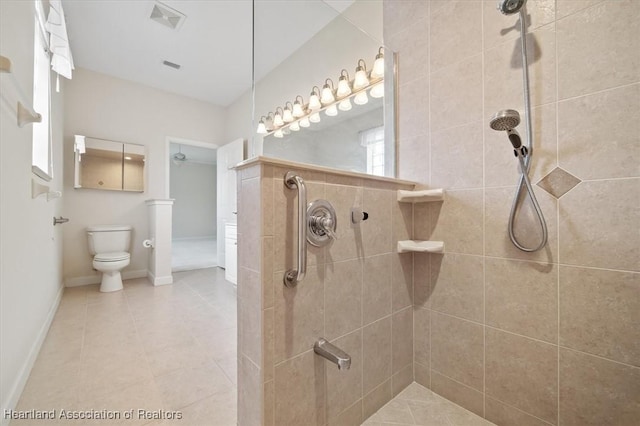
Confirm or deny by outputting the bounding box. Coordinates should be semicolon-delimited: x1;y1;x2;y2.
63;0;353;107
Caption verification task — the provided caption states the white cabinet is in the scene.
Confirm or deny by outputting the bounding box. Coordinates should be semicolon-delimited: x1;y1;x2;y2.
216;138;244;268
224;223;237;285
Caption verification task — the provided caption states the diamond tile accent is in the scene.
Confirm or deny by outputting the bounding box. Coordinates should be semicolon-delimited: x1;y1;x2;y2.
537;167;581;199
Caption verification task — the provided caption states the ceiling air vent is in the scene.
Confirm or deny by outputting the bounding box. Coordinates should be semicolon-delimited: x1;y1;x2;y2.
150;1;186;31
162;60;181;70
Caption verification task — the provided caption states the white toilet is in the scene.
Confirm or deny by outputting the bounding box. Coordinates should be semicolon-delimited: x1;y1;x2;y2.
87;225;132;292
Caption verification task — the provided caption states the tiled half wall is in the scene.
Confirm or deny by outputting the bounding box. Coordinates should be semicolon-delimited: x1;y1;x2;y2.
236;158;418;426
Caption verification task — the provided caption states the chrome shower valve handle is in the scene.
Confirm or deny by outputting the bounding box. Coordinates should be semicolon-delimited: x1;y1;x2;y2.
282;174;336;287
312;215;337;241
307;199;337;247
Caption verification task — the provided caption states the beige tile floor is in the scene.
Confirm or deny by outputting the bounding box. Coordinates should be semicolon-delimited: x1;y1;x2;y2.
13;268;493;426
364;383;495;426
12;268;237;426
172;238;218;272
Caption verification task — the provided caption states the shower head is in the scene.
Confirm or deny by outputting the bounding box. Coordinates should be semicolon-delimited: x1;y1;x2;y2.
490;109;523;150
497;0;527;15
490;109;520;131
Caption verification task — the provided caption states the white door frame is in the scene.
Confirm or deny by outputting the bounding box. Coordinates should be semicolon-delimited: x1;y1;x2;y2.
164;136;219;199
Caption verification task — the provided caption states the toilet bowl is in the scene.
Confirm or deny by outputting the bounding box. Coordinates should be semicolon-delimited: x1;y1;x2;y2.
87;225;132;292
92;252;130;292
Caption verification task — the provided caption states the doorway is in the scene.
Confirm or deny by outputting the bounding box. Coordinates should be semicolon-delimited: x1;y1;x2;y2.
168;138;218;272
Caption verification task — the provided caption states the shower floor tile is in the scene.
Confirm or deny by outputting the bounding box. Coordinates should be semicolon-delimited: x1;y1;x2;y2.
363;382;495;426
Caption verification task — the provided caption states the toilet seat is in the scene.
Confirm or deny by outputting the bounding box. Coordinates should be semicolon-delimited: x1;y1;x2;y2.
94;251;130;262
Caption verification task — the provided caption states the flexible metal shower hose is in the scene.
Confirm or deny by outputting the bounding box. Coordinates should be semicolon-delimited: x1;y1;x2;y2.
508;10;548;252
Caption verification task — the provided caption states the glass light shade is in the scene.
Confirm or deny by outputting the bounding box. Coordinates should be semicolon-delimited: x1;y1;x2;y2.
338;98;352;111
256;120;267;134
283;128;291;135
309;112;321;123
308;94;321;110
353;68;369;90
273;112;284;127
274;129;284;138
283;107;293;123
337;78;351;98
370;82;384;98
325;104;338;116
299;116;311;128
292;101;304;118
371;55;384;79
321;85;335;105
290;121;300;131
354;91;369;105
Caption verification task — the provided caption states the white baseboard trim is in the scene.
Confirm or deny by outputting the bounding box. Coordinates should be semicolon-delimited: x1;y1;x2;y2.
147;270;173;286
1;285;64;426
64;269;148;287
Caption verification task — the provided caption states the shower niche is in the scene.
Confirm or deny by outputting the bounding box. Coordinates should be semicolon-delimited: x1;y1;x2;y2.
73;135;145;192
396;188;445;254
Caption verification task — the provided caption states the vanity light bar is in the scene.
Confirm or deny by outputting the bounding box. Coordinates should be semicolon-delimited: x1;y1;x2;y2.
263;79;382;136
258;48;385;136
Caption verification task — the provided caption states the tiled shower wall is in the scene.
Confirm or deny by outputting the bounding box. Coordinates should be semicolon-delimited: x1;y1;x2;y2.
237;160;417;426
385;1;639;425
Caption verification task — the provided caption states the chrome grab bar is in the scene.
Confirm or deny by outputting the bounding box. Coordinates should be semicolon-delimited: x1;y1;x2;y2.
283;172;307;287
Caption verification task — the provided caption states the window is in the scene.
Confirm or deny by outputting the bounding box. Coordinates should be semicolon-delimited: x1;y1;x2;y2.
360;126;385;177
31;1;52;181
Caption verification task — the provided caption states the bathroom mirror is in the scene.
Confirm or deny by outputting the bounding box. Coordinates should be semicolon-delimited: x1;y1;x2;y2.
73;136;145;192
253;0;396;177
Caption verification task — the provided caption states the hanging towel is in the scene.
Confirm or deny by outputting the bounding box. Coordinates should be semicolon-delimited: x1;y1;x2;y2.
45;0;74;81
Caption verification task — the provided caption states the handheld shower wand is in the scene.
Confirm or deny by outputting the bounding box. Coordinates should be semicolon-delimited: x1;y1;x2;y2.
489;0;548;253
489;109;528;157
490;109;548;252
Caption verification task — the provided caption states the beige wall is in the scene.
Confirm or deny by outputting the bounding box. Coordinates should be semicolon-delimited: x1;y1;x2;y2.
62;68;226;284
0;0;65;419
385;1;640;425
236;160;416;425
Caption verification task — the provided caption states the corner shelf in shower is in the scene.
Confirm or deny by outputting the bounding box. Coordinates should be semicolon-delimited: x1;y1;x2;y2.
397;188;444;203
397;240;444;254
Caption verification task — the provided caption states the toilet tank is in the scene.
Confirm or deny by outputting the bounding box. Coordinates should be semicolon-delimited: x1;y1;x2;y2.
87;225;132;255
